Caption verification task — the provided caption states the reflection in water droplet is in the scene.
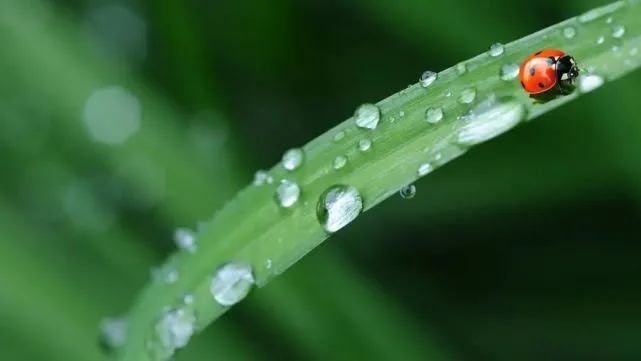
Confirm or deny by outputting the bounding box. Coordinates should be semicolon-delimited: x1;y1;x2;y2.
563;26;577;39
456;98;527;146
333;156;347;170
417;163;433;177
425;107;443;124
282;148;304;171
488;43;504;57
358;139;372;152
274;179;301;208
354;103;380;130
499;63;520;81
612;24;625;38
578;74;604;93
419;71;438;88
210;262;255;306
458;88;477;104
399;184;416;199
316;185;363;233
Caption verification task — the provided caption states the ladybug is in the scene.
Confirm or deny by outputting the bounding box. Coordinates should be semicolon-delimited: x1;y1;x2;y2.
519;49;579;96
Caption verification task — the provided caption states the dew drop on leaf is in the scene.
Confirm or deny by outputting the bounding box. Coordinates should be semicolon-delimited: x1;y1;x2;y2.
210;262;255;306
455;97;526;146
578;74;604;93
333;155;347;170
499;63;520;81
419;70;438;88
425;107;443;124
282;148;304;171
399;184;416;199
354;103;380;130
417;163;433;177
274;179;301;208
488;43;504;57
612;24;625;38
563;26;577;39
458;88;477;104
316;185;363;233
358;139;372;152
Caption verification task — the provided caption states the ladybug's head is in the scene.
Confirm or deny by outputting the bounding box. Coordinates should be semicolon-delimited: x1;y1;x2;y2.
556;55;579;87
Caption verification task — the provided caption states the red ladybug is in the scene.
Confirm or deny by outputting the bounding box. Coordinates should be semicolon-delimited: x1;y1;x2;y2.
519;49;579;95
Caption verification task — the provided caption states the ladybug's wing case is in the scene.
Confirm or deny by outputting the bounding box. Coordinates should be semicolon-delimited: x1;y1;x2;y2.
519;57;558;94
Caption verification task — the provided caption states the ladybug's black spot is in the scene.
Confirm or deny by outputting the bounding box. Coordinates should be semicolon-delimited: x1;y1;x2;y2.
520;81;526;89
529;67;536;76
538;82;545;88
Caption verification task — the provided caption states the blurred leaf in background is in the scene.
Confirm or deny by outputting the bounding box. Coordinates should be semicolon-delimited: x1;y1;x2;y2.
1;0;640;360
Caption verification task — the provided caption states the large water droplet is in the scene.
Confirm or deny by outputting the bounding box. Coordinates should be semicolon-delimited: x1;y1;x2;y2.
174;228;196;253
417;163;433;177
99;317;128;351
282;148;304;171
333;155;347;170
458;88;477;104
563;26;577;39
612;24;625;38
488;43;504;57
152;307;196;355
425;107;443;124
354;103;380;130
253;170;273;186
358;139;372;152
456;98;526;146
499;63;520;81
210;262;255;306
419;71;438;88
578;74;604;93
399;184;416;199
274;179;301;208
316;185;363;233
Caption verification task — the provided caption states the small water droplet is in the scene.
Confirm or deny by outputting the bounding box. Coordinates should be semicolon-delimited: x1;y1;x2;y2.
282;148;304;171
499;63;519;81
265;259;273;269
165;269;179;284
456;98;526;146
606;17;613;24
445;90;452;97
316;184;363;233
399;184;416;199
399;110;405;117
419;70;438;87
174;228;196;253
425;107;443;124
210;262;255;306
182;293;194;305
458;88;477;104
333;131;345;142
389;116;396;123
99;317;128;351
274;179;301;208
597;36;605;44
563;26;577;39
488;43;504;57
253;170;273;186
358;139;372;152
612;24;625;38
612;45;621;53
417;163;433;177
456;63;467;74
578;74;604;93
579;9;600;23
333;155;347;170
151;307;196;355
354;103;380;130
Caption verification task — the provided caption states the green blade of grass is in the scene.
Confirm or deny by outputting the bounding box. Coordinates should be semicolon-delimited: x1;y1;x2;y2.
119;1;641;360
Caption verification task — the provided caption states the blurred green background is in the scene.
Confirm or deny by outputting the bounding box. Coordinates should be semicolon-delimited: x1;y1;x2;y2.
2;0;641;360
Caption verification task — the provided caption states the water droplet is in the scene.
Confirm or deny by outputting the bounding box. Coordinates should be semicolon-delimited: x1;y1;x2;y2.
265;259;273;269
456;63;467;74
333;155;347;170
612;45;621;53
182;293;194;305
253;170;273;186
358;139;372;152
597;36;605;44
274;179;301;208
174;228;196;253
399;110;405;117
417;163;433;177
578;74;604;93
333;131;345;142
579;9;600;23
419;70;438;87
282;148;304;171
152;307;196;354
165;268;179;284
563;26;577;39
425;107;443;124
456;98;526;146
354;103;380;130
499;63;520;81
458;88;477;104
488;43;504;57
210;262;255;306
99;317;128;351
612;24;625;38
316;185;363;233
399;184;416;199
445;90;452;97
606;17;613;24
